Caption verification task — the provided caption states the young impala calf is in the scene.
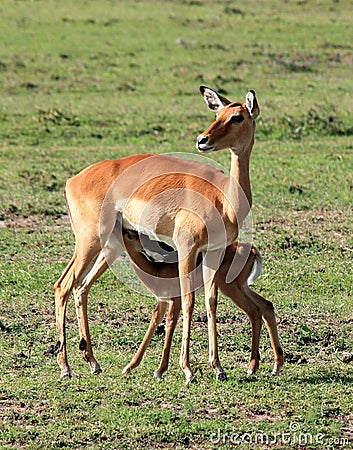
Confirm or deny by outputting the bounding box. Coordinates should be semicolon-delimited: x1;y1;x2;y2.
54;86;259;382
121;229;284;379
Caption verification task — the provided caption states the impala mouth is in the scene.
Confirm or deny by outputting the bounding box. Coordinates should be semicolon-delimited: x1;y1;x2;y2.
198;146;215;153
196;139;215;153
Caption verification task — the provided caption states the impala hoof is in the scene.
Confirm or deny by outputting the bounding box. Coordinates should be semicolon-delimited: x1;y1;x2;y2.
185;372;195;385
122;365;132;375
271;366;282;376
60;367;72;379
153;371;163;380
89;361;102;375
216;371;228;382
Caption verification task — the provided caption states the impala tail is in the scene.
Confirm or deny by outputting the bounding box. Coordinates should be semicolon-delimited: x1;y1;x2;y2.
247;248;262;286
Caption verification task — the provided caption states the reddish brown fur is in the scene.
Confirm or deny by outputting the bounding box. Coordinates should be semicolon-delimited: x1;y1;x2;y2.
121;234;283;378
54;87;262;382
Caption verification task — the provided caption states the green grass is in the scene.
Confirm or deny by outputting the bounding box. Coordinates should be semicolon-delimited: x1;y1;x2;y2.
0;0;352;448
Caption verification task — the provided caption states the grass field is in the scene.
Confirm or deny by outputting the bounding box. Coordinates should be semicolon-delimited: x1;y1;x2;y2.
0;0;352;448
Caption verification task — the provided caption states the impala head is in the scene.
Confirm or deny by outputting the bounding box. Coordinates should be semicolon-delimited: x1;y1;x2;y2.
196;86;260;155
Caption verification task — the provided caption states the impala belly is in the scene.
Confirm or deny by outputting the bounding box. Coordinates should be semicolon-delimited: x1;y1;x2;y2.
116;197;177;250
121;214;176;250
107;154;241;255
117;201;236;256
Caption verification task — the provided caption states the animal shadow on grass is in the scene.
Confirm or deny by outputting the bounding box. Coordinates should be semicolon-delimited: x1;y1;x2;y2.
298;373;353;385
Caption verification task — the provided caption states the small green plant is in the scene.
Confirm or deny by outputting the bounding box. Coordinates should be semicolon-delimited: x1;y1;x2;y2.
284;106;353;139
36;108;80;128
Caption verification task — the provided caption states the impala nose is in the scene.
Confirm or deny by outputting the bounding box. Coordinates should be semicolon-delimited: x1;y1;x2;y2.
197;136;208;146
196;135;215;152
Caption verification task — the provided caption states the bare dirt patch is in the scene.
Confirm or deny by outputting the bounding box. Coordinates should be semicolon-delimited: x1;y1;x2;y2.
256;208;353;253
0;214;70;231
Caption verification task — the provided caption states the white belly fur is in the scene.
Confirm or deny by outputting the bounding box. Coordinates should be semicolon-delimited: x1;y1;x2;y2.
121;215;176;250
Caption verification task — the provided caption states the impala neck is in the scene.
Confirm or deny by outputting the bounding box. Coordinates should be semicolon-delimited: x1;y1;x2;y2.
226;139;253;224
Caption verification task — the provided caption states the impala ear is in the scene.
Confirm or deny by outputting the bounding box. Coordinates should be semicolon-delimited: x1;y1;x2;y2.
200;86;231;112
246;90;260;119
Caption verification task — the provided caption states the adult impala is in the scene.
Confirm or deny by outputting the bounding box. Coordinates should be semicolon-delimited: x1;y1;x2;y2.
54;86;260;383
120;229;284;379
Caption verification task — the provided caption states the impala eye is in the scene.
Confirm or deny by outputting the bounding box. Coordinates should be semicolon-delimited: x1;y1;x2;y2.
229;115;244;124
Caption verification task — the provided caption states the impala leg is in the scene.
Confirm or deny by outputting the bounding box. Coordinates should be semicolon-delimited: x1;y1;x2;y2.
178;251;197;384
122;301;168;375
54;242;102;378
247;288;284;375
179;290;195;384
73;240;123;375
203;252;227;381
234;292;263;376
205;283;227;381
154;296;181;379
247;305;262;376
219;279;262;376
72;251;110;375
54;256;76;379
